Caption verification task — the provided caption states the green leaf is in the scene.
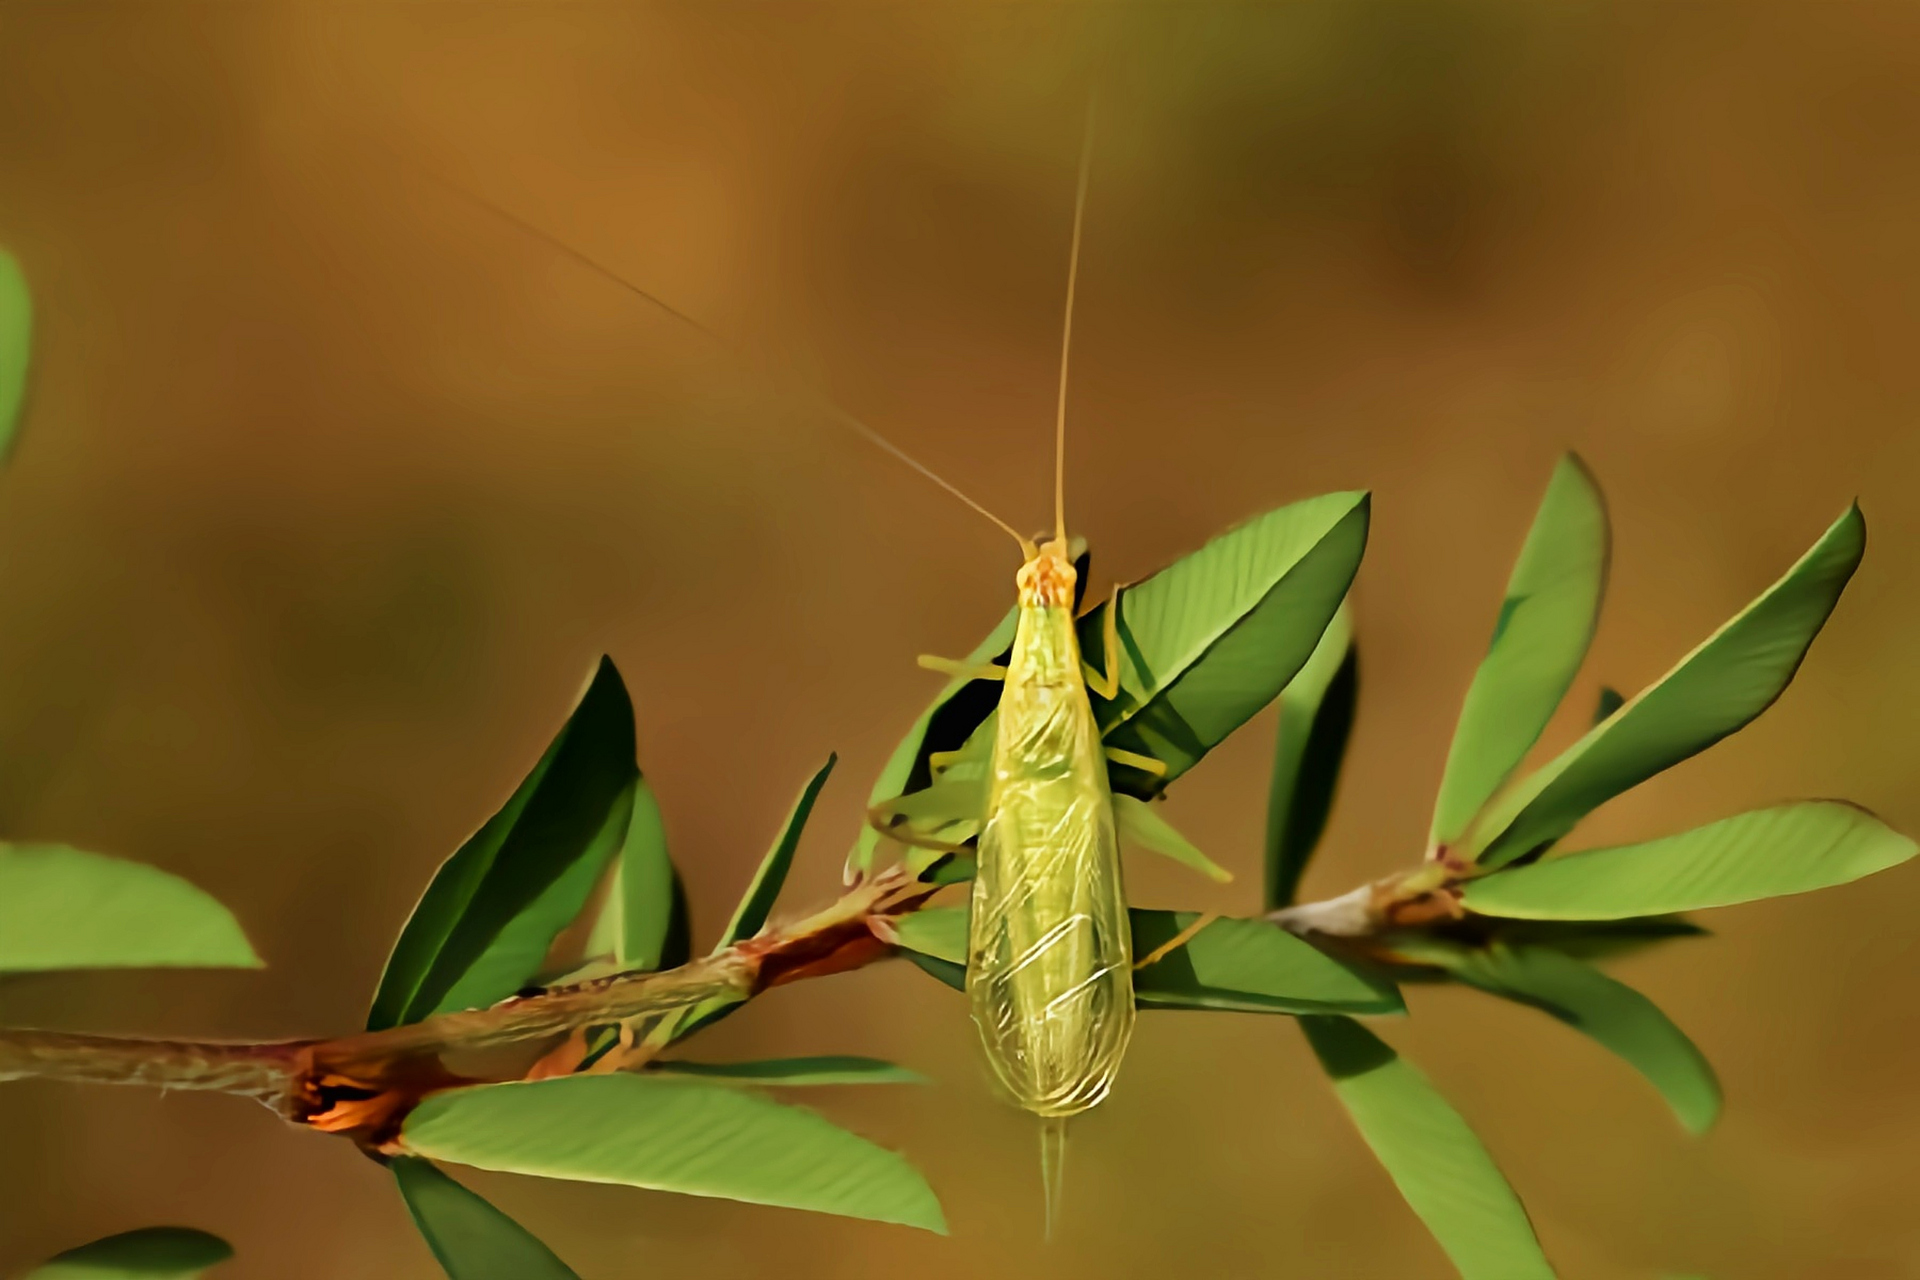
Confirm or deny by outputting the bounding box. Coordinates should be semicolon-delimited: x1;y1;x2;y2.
652;1056;927;1086
1133;911;1401;1015
891;905;967;965
902;946;966;992
1432;455;1608;848
667;755;837;1042
1086;492;1371;795
1470;916;1707;963
1114;794;1233;882
0;248;30;460
392;1157;580;1280
22;1228;232;1279
1413;940;1720;1133
890;905;1401;1015
1468;506;1865;867
1593;686;1625;725
367;657;641;1030
717;755;836;948
1465;801;1916;920
0;845;259;973
848;609;1018;879
1265;603;1358;909
614;777;690;971
402;1074;946;1233
1300;1016;1556;1280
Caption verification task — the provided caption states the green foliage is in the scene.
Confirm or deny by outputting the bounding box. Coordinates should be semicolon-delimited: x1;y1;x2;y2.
0;845;259;973
1131;911;1401;1015
715;756;835;949
368;657;643;1029
1084;490;1371;795
392;1157;582;1280
865;491;1369;851
613;777;690;971
1265;603;1357;909
1300;1016;1555;1280
1113;794;1234;882
0;248;29;460
1255;459;1906;1275
22;1228;232;1279
668;755;836;1041
1466;504;1865;867
1465;801;1915;920
1431;455;1607;848
401;1075;947;1233
651;1056;926;1086
893;905;1399;1015
1396;937;1720;1133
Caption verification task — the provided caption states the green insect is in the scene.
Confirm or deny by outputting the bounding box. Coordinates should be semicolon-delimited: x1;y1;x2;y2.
428;105;1214;1228
866;121;1211;1227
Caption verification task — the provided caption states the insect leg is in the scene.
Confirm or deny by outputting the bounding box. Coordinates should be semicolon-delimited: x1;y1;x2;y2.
917;654;1007;681
1133;911;1222;971
1081;597;1122;698
1104;746;1166;776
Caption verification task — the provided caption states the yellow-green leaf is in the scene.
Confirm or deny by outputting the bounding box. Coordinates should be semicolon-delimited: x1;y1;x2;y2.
1301;1016;1556;1280
1432;455;1607;848
0;845;258;973
1087;492;1370;795
1465;801;1916;920
1468;506;1864;867
402;1075;946;1233
0;248;30;459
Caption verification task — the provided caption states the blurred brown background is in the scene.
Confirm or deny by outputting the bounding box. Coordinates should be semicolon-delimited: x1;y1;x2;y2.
1;3;1918;1277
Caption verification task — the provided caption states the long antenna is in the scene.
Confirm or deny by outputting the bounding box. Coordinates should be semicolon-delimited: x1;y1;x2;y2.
408;164;1032;552
1053;96;1096;548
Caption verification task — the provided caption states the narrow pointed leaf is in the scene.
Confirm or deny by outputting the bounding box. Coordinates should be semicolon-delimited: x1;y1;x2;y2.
652;1056;927;1086
1466;801;1916;920
1301;1016;1556;1280
1084;492;1370;795
23;1228;231;1279
668;755;836;1041
1469;506;1865;867
0;845;258;973
1593;686;1625;725
1432;456;1608;847
368;657;640;1030
1133;910;1401;1015
402;1074;946;1233
718;755;836;949
0;248;30;459
1114;794;1233;882
392;1157;580;1280
1266;604;1358;908
617;777;690;971
1396;937;1719;1133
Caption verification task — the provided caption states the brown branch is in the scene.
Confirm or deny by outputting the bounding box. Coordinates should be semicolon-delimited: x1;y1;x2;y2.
0;864;942;1145
0;1029;310;1108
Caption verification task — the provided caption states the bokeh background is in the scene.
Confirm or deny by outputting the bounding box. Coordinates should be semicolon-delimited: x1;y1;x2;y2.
2;3;1919;1277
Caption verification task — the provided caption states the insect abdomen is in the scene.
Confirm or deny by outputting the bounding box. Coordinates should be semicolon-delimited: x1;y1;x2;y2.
967;601;1134;1118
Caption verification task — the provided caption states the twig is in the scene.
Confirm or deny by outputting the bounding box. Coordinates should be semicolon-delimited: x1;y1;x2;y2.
0;865;942;1146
